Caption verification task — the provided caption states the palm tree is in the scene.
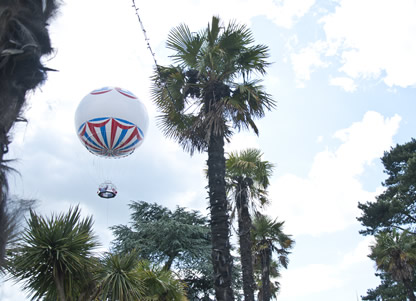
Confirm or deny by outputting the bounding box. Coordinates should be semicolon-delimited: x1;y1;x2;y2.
0;0;60;266
8;205;182;301
253;257;281;300
7;206;99;301
137;260;187;301
251;214;294;301
98;250;146;301
225;148;274;301
151;16;275;300
370;229;416;301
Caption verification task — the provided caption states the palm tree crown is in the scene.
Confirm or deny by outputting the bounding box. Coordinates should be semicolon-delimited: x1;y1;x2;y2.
151;16;275;154
8;206;99;301
99;250;145;301
226;148;274;209
137;260;187;301
370;229;416;301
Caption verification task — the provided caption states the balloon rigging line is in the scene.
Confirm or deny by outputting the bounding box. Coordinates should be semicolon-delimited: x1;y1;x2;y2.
131;2;207;118
131;0;176;105
131;0;159;72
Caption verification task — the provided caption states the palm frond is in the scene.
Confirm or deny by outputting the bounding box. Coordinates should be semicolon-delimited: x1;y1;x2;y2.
137;260;187;301
370;229;416;284
226;148;275;207
207;16;221;47
99;250;145;301
152;16;275;157
7;206;99;300
251;214;294;264
167;23;205;68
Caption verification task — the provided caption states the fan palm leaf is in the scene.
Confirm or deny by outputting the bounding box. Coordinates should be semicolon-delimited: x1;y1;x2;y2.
370;229;416;301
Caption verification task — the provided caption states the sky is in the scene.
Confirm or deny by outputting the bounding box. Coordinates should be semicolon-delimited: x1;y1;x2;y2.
1;0;415;300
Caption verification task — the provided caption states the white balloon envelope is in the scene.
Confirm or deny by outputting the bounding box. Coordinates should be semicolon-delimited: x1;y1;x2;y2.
75;87;149;158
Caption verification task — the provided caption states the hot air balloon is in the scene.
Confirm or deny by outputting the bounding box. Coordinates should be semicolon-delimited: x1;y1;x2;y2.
75;86;149;198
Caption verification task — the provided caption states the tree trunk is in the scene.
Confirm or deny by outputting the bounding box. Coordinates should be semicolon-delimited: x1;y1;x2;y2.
0;122;7;262
207;133;234;301
260;246;271;301
163;253;176;271
403;279;416;301
0;86;24;267
407;289;416;301
54;272;67;301
0;147;7;266
236;180;255;301
0;0;59;266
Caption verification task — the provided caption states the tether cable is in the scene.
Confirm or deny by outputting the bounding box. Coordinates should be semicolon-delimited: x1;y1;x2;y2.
131;0;176;104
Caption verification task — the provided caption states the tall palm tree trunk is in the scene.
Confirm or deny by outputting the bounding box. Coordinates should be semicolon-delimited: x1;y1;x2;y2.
236;181;255;301
405;283;416;301
207;132;234;301
260;247;272;301
0;127;8;262
162;253;176;271
0;78;26;266
0;164;7;265
0;0;60;266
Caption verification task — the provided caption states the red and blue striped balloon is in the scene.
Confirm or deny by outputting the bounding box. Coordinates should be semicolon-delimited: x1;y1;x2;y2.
75;87;149;158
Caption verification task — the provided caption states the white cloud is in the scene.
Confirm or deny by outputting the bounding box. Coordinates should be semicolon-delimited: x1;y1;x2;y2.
290;41;328;87
264;0;316;28
341;236;374;267
280;263;344;298
279;236;376;299
136;0;316;47
323;0;416;87
0;282;29;301
291;0;416;88
225;132;261;153
329;76;357;92
269;111;401;236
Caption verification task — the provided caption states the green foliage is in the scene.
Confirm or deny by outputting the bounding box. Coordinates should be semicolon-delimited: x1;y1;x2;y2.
225;148;274;301
369;230;416;288
151;15;275;155
226;148;274;211
251;214;294;300
358;139;416;299
7;206;191;301
111;201;210;270
98;250;145;301
252;214;294;268
361;272;410;301
253;258;281;300
7;206;99;301
111;201;214;298
358;138;416;235
137;260;187;301
98;250;188;301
